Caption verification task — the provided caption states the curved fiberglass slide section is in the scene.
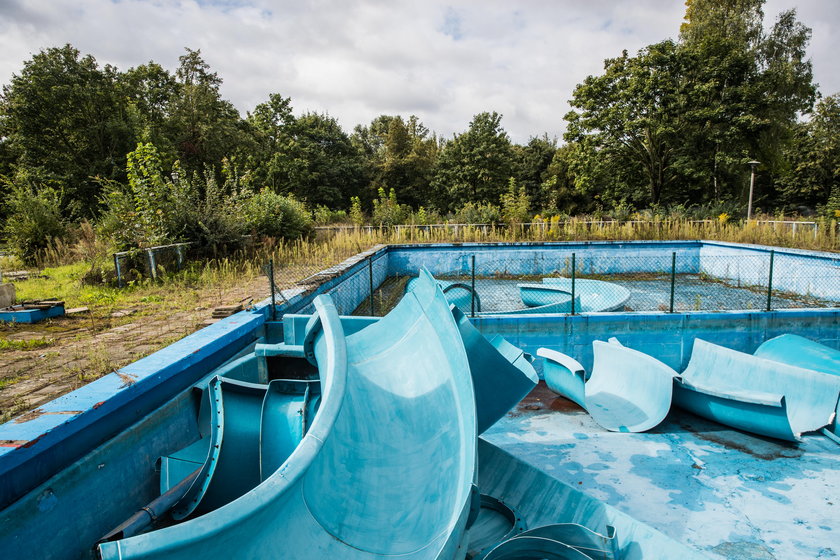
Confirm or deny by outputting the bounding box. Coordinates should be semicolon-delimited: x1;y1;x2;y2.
754;334;840;377
519;278;630;312
451;305;538;433
673;338;840;441
482;524;618;560
99;270;477;559
405;276;479;312
754;334;840;437
538;339;677;432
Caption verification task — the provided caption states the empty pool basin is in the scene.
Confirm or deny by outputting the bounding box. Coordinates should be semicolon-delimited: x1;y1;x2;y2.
673;338;840;441
99;270;478;559
519;278;630;313
538;338;677;433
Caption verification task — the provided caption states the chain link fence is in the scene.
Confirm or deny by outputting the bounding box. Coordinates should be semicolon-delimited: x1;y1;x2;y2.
359;250;840;317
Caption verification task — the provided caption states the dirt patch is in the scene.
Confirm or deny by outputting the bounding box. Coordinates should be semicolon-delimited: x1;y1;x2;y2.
509;381;585;417
681;419;803;460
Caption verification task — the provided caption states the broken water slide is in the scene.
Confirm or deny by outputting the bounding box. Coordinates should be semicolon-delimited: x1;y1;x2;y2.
538;334;840;442
98;270;627;560
519;277;631;313
538;338;678;433
675;337;840;442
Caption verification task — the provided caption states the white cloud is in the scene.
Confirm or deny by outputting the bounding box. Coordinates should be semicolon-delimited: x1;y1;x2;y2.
0;0;836;143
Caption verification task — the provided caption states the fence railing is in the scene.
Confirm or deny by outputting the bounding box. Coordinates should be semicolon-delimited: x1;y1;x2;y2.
361;251;840;317
113;242;192;287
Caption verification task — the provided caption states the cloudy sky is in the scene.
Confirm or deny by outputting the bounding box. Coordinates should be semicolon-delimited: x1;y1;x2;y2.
1;0;837;143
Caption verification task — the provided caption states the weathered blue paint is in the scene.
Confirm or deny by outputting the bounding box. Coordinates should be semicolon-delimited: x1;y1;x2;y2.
382;241;840;303
674;339;840;441
99;271;478;559
520;278;630;312
0;304;65;323
477;439;708;560
539;339;677;432
471;308;840;375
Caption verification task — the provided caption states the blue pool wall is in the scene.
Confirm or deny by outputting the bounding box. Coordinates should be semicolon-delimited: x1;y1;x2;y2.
384;240;840;301
699;243;840;300
386;240;700;277
473;308;840;374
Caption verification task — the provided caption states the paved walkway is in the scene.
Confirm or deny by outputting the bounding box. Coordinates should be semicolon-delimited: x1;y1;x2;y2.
0;278;270;422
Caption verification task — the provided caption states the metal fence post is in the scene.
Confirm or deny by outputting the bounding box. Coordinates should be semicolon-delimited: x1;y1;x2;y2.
570;253;576;315
368;257;375;316
268;258;277;321
669;252;676;313
470;255;476;318
147;249;157;281
766;250;774;312
114;254;123;288
175;245;184;270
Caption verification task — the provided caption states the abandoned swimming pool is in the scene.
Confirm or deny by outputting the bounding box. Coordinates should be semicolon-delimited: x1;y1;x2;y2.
0;240;837;559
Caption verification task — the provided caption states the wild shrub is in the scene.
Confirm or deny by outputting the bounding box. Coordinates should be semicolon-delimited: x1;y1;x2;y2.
2;176;68;264
240;188;313;240
500;178;530;225
453;201;501;225
313;205;347;226
371;188;410;227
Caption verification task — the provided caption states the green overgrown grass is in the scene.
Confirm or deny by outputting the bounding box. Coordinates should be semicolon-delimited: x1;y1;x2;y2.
0;338;55;352
0;218;835;329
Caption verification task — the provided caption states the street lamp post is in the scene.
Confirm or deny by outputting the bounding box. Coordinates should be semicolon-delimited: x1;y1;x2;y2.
747;160;760;221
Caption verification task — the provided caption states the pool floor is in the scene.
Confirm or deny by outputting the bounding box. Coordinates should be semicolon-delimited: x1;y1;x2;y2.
483;383;839;560
365;275;834;316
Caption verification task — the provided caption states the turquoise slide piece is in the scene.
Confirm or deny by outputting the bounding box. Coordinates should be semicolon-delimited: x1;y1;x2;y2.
451;305;538;433
754;334;840;377
99;270;477;559
754;334;840;437
158;377;316;519
281;287;537;434
674;338;840;441
519;277;630;312
538;338;677;432
405;275;479;312
482;523;618;560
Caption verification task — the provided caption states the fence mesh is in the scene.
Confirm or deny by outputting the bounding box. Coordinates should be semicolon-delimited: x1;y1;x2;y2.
356;251;839;317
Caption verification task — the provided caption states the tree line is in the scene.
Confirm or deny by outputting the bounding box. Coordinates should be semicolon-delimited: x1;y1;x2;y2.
1;0;838;262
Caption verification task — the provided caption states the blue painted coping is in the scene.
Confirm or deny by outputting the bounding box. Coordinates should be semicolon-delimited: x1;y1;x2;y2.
0;305;65;324
0;305;267;509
